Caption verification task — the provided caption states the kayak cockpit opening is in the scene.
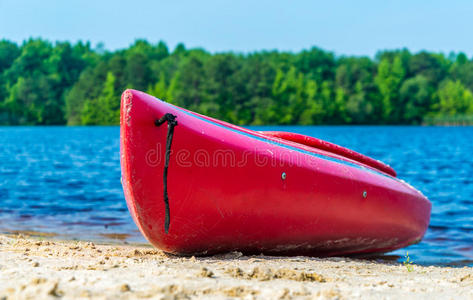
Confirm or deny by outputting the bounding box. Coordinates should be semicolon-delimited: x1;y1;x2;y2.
259;131;397;177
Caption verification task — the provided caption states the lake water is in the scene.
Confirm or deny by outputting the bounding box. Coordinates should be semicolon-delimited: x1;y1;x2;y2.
0;126;472;266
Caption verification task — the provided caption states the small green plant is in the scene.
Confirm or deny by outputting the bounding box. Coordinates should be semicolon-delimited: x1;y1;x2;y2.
403;251;414;272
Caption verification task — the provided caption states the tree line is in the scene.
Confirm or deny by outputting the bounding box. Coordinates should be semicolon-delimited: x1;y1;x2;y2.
1;38;473;126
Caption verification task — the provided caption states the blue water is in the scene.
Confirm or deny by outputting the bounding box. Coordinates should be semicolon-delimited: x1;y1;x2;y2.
0;126;472;266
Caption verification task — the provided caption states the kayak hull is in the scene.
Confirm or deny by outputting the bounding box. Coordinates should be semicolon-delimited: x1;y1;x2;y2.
120;89;431;256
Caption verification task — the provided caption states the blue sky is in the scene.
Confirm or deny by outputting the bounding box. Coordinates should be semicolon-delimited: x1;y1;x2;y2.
1;0;472;56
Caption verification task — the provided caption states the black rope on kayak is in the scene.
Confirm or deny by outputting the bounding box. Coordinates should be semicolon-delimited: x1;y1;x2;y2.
155;113;178;234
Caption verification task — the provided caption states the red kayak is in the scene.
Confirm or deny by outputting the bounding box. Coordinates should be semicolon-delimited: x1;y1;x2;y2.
120;89;431;256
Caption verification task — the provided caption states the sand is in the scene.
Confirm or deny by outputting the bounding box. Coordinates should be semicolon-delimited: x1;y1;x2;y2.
0;234;472;299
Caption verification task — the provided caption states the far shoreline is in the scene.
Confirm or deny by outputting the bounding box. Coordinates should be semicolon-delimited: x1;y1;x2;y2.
1;124;473;127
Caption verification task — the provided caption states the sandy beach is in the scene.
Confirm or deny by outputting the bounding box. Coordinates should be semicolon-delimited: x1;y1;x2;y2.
0;234;471;300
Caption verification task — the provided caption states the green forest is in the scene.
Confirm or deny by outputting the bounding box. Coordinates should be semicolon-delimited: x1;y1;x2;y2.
1;38;473;126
